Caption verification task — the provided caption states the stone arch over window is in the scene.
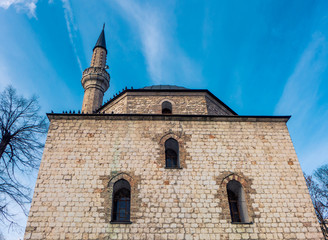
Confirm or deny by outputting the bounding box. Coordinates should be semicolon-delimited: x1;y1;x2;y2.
156;132;190;169
99;173;140;224
111;179;131;222
216;172;256;224
227;180;249;223
162;101;172;114
165;138;179;168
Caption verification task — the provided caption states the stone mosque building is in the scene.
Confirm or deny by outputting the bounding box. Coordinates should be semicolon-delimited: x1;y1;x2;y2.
25;28;323;239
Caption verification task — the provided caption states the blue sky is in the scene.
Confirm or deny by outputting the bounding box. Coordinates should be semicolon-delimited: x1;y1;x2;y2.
0;0;328;239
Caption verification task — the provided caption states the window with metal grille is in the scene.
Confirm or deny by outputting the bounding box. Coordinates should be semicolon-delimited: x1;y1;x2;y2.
165;138;179;168
112;179;131;222
226;180;249;223
162;101;172;114
228;189;241;222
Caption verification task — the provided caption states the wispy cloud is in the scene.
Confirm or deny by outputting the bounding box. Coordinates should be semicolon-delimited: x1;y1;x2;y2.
59;0;82;72
0;0;38;18
275;32;328;173
275;33;327;117
113;0;202;85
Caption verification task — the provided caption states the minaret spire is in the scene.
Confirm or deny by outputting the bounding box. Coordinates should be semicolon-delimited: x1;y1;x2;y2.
81;25;110;113
93;23;107;53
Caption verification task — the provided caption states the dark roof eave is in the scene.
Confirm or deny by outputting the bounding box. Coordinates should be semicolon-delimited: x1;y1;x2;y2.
47;113;291;123
97;89;237;115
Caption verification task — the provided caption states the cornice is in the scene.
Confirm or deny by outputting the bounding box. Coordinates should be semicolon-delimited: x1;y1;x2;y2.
47;113;290;123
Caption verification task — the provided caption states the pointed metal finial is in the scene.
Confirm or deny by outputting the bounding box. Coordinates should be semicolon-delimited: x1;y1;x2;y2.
94;24;107;52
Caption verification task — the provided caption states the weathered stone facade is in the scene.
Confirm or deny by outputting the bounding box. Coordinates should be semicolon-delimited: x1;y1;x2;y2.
24;114;323;239
24;27;323;239
100;91;235;115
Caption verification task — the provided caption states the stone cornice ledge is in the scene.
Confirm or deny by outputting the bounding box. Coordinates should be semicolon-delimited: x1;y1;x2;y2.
47;113;291;123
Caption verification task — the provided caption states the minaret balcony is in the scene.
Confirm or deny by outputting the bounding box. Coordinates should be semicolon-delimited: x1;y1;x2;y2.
81;67;110;92
82;67;110;80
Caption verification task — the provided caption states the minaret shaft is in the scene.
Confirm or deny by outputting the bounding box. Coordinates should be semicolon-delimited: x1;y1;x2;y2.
91;47;107;68
82;85;105;113
81;27;110;113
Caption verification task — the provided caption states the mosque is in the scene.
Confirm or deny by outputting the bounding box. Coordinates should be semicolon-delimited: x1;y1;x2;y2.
24;27;323;239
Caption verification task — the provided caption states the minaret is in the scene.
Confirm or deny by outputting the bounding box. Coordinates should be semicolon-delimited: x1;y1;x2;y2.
81;24;110;113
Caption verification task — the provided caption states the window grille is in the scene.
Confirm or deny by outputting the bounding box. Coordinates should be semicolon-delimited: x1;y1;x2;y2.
165;138;179;168
226;180;249;223
112;179;131;222
227;189;241;222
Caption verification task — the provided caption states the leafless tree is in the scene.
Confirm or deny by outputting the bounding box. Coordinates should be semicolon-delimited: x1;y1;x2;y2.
0;86;47;227
305;164;328;239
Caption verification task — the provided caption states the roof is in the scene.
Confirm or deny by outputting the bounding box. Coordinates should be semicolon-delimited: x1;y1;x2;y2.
141;85;188;90
93;27;107;52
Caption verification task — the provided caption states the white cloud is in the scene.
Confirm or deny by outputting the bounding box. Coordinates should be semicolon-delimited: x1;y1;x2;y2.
61;0;83;72
274;33;327;117
274;32;328;173
113;0;202;85
0;0;38;18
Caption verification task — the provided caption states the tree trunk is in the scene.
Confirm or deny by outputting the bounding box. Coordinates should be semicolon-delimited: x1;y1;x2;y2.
0;130;10;160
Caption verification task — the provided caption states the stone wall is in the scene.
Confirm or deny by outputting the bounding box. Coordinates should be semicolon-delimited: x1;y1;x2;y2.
25;115;323;240
126;95;207;114
205;96;233;115
102;95;127;114
102;92;235;116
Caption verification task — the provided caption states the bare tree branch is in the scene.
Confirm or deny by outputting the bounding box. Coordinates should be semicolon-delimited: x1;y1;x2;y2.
0;86;47;228
305;166;328;239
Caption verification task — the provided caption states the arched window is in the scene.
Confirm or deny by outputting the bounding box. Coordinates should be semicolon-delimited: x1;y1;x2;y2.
111;179;131;222
165;138;179;168
227;180;249;223
162;101;172;114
